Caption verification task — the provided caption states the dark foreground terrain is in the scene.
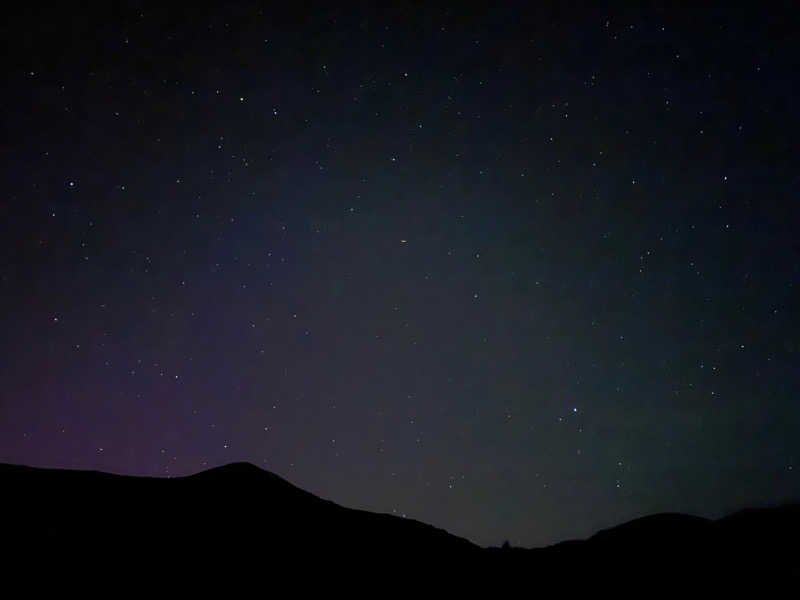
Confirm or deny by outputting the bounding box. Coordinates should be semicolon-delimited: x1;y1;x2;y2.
3;462;798;586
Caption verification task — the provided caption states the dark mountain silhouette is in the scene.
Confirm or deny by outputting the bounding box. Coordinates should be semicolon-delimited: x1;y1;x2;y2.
3;461;798;585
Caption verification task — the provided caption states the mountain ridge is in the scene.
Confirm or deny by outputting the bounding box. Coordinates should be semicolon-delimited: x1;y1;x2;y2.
3;461;798;583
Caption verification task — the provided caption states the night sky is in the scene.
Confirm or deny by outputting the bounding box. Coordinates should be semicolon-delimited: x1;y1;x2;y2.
2;2;798;548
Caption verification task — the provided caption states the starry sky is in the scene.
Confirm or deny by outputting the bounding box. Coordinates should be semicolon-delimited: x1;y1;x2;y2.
1;2;798;548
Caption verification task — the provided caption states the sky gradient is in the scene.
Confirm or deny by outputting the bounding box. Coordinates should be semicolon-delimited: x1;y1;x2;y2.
1;2;798;547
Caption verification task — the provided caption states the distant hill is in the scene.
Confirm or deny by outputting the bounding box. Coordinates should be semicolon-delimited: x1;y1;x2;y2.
3;461;798;585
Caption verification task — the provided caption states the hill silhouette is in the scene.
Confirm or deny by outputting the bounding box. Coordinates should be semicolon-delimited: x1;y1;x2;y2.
3;461;798;585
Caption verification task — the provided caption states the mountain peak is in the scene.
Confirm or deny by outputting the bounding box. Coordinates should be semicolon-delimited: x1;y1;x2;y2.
203;461;265;475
